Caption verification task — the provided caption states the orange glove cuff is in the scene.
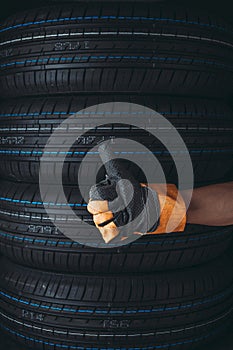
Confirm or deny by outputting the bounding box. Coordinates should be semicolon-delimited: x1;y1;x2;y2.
142;183;187;234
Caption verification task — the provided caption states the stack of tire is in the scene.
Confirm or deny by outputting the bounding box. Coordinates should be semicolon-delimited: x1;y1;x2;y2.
0;2;232;349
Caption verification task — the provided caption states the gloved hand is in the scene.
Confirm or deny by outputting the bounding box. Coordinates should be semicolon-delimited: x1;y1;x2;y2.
87;142;160;243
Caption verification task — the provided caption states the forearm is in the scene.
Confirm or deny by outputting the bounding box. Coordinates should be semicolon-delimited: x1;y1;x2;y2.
181;182;233;226
147;181;233;234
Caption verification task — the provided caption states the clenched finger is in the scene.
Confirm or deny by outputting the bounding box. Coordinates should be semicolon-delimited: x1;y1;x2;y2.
87;200;109;215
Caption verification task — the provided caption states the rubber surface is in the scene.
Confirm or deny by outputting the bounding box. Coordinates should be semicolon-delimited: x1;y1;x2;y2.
0;2;233;97
0;179;232;273
0;254;232;349
0;95;233;185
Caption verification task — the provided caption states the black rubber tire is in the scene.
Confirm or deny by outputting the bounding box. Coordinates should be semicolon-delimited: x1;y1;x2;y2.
0;254;232;349
0;179;232;273
0;2;233;97
0;95;233;185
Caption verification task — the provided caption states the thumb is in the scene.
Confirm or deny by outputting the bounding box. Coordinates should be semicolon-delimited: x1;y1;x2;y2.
98;141;136;184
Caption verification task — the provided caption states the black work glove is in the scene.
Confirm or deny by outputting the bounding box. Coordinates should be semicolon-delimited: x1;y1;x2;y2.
87;142;160;243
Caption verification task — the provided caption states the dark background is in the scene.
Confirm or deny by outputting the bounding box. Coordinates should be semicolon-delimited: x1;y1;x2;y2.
0;0;232;349
0;0;233;23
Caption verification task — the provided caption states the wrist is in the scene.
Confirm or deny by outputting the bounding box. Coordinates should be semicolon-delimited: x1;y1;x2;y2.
141;184;187;235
